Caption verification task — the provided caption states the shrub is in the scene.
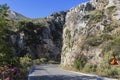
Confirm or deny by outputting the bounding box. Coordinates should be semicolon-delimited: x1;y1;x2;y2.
107;67;119;78
20;55;32;66
85;37;103;46
82;15;90;20
107;6;116;11
101;34;113;40
40;58;47;63
89;10;105;23
48;60;59;64
73;56;87;70
62;47;68;56
65;29;71;40
33;59;40;64
0;65;22;80
83;63;97;72
111;37;120;46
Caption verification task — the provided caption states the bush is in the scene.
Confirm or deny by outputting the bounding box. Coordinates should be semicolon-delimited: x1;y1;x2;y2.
33;59;41;64
111;37;120;46
65;29;71;40
20;55;32;66
73;56;87;70
86;37;103;46
48;60;59;64
107;67;119;78
101;34;113;41
89;10;105;23
107;6;116;11
0;65;22;80
83;63;97;72
40;58;47;63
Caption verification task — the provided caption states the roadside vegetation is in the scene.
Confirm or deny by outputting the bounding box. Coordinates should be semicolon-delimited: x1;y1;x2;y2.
0;4;59;80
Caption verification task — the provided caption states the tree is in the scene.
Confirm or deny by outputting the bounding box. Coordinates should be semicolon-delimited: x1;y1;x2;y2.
0;4;19;65
0;4;9;17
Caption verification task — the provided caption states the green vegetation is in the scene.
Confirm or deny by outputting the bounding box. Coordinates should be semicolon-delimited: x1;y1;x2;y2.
0;4;48;80
85;37;103;46
89;10;105;22
83;63;97;72
65;29;71;37
62;47;68;56
61;6;120;78
87;10;105;30
101;34;113;41
103;22;119;33
17;21;45;47
107;6;116;12
0;4;27;80
0;4;17;66
73;56;87;70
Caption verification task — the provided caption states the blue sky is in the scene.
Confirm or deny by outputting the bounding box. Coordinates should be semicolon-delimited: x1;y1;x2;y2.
0;0;89;18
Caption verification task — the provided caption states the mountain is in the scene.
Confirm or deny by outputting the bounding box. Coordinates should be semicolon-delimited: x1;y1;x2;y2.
7;10;28;20
9;0;120;78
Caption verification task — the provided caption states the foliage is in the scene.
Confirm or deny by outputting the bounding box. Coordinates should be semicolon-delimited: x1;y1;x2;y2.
20;55;32;66
107;6;116;12
89;10;105;23
65;29;71;39
73;56;87;70
0;4;28;80
107;67;119;78
48;60;59;64
62;47;68;56
0;65;22;80
17;21;44;46
103;23;119;33
40;58;47;63
83;63;97;72
101;34;113;41
85;37;103;46
0;4;19;66
0;4;9;17
82;15;90;20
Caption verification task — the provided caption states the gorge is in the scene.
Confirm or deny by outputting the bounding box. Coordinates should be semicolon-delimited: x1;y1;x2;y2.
7;0;120;78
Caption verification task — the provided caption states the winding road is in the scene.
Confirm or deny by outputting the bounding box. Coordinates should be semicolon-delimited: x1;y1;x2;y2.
28;64;118;80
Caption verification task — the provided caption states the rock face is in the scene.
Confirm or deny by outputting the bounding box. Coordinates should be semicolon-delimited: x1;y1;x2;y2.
7;10;28;20
11;11;66;60
61;0;120;66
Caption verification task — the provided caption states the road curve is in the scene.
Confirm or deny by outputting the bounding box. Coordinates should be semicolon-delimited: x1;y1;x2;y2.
28;64;118;80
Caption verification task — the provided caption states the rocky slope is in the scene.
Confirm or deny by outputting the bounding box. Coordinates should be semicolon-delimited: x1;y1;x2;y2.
61;0;120;65
61;0;120;77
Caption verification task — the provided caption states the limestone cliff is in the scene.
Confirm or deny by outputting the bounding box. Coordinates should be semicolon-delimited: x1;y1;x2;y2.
61;0;120;77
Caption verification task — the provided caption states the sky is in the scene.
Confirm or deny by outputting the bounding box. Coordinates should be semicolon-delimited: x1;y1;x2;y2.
0;0;89;18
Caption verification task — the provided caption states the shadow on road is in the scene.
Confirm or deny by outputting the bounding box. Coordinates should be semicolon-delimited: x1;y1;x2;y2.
28;75;104;80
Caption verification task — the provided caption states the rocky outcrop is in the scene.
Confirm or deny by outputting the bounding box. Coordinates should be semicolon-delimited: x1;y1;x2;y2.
7;10;28;20
11;11;66;60
61;0;120;67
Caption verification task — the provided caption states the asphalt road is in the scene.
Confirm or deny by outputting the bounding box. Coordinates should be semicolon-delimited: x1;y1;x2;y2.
28;64;118;80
